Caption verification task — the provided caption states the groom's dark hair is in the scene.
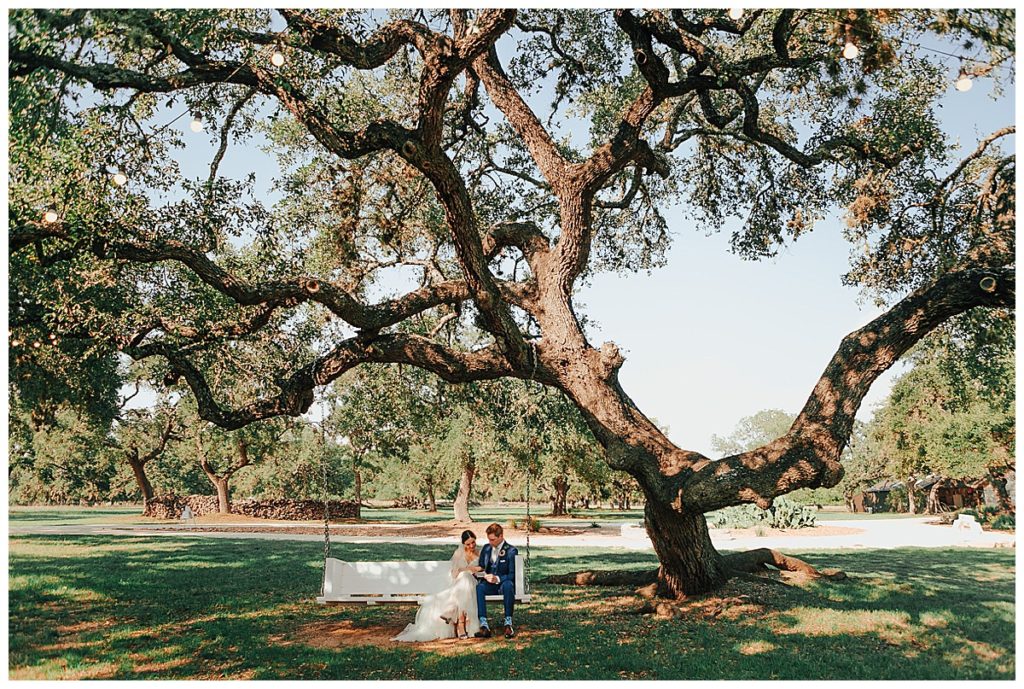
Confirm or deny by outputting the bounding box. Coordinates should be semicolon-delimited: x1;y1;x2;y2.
485;523;503;537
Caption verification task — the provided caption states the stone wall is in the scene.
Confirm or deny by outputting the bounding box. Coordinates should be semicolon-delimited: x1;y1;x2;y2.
144;494;359;520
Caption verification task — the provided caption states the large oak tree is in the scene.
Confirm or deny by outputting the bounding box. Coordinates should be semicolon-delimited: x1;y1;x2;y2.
9;9;1014;596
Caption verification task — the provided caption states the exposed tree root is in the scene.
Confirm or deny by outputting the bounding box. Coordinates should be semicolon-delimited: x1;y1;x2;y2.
544;568;659;587
722;548;847;581
544;549;845;601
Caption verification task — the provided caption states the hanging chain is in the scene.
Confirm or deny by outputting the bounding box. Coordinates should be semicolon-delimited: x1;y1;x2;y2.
525;460;531;594
320;391;331;597
523;341;538;594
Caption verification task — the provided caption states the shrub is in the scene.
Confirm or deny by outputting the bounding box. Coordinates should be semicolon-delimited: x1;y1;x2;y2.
990;514;1015;531
509;517;541;531
708;504;762;529
707;497;816;530
765;498;817;529
978;505;1001;524
522;516;541;532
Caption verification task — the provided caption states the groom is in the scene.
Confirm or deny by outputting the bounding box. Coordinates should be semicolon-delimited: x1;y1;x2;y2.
474;522;517;639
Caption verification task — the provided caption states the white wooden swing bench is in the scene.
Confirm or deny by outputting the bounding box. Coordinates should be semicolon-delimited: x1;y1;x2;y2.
316;555;532;605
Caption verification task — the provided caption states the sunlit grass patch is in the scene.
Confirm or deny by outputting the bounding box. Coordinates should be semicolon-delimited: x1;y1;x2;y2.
919;610;953;628
738;640;777;655
775;606;912;637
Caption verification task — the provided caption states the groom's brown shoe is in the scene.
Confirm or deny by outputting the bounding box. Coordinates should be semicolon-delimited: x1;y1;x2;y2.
504;624;515;639
474;627;492;638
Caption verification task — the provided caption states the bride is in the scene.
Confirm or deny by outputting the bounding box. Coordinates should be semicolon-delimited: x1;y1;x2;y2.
393;530;483;642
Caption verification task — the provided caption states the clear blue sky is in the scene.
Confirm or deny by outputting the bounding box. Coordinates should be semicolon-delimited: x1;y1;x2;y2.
157;17;1013;455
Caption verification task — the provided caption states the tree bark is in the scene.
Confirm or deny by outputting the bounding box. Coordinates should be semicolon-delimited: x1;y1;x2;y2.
126;452;155;505
426;479;437;513
353;453;362;519
212;476;231;514
926;481;944;514
906;477;917;514
453;461;475;522
644;498;729;597
551;474;568;516
987;469;1014;512
723;548;845;580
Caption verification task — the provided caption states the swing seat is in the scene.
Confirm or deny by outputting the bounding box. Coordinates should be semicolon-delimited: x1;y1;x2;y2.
316;555;532;605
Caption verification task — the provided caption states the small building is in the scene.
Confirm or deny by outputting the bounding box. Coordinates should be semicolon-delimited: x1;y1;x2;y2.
915;474;983;513
850;480;905;513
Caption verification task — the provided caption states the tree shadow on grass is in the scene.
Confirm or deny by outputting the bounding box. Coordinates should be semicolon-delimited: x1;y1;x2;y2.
8;536;1014;679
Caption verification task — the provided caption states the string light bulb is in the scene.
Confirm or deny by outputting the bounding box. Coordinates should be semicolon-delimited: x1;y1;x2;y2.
189;117;204;133
842;40;860;60
112;171;128;186
270;50;285;67
42;210;59;223
955;73;973;92
32;341;41;349
728;9;744;21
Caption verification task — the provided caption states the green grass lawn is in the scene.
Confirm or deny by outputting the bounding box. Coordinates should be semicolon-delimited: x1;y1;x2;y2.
8;506;149;526
8;533;1014;680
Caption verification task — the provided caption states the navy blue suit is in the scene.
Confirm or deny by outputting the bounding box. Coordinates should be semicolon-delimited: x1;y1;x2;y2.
476;541;517;624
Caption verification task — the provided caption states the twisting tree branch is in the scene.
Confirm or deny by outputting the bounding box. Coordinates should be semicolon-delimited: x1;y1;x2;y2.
679;266;1015;512
133;332;530;430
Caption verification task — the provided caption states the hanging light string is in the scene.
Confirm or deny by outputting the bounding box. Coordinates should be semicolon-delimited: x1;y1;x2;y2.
808;9;1013;79
22;36;291;353
720;8;1011;72
38;38;286;226
39;11;1007;226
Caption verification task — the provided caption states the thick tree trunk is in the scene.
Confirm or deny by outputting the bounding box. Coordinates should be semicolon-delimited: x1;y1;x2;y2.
426;479;438;513
453;462;475;522
353;455;362;519
644;500;729;597
987;469;1013;512
927;481;944;514
126;454;155;506
213;477;231;514
906;477;917;514
551;474;569;516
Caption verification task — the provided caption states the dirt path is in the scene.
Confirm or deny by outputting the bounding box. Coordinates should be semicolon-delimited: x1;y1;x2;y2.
10;516;1015;550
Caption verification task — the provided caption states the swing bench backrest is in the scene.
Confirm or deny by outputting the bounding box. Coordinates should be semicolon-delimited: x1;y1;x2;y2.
316;555;531;605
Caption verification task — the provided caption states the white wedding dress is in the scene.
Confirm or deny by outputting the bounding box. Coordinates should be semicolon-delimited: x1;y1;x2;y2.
393;546;482;642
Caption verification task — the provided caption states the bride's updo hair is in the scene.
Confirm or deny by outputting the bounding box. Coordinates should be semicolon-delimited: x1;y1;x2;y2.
461;530;476;544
